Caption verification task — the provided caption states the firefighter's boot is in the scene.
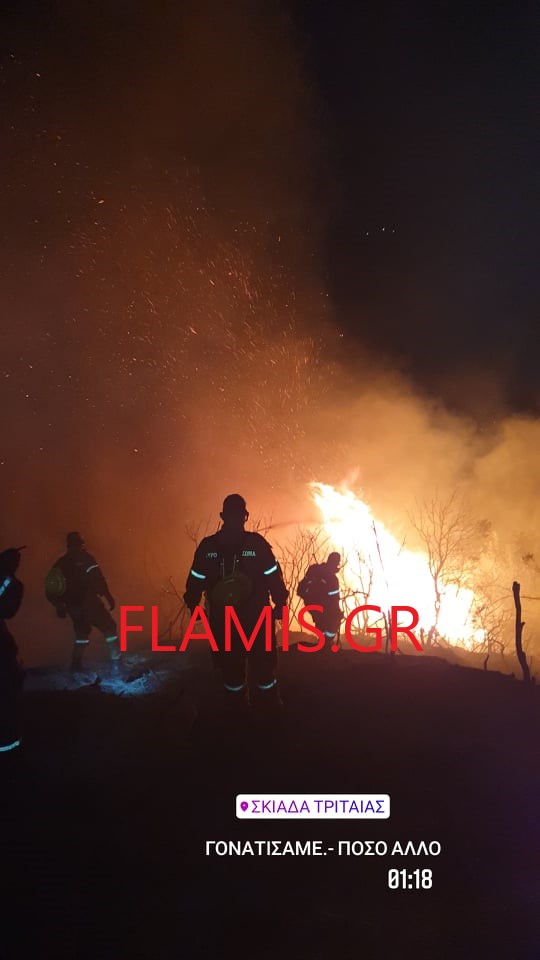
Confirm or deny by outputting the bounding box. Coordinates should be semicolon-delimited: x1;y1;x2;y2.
105;635;121;661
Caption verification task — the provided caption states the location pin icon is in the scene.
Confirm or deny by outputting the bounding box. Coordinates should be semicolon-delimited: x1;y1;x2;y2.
240;801;249;812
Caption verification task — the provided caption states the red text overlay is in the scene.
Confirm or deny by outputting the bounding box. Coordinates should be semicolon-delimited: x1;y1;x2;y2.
119;604;423;653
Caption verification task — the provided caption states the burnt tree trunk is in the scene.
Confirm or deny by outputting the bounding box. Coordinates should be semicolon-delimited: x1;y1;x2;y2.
512;581;531;684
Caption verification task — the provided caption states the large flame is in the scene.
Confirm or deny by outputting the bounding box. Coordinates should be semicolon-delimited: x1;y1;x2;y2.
310;482;484;648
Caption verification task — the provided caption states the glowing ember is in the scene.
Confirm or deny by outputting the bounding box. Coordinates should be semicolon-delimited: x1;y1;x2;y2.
310;482;484;648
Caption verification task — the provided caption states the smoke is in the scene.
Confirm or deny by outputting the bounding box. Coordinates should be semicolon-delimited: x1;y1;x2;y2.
0;0;331;661
1;1;538;664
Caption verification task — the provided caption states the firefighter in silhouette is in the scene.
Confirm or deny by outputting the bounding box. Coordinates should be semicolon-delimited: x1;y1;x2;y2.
0;546;25;763
45;532;120;668
297;551;343;648
184;494;288;706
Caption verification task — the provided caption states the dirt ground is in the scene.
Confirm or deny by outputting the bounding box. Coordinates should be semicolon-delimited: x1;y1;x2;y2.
1;645;539;959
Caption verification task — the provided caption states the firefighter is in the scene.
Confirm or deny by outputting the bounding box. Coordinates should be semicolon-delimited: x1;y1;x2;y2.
297;551;343;648
184;494;288;707
0;546;25;764
45;532;120;668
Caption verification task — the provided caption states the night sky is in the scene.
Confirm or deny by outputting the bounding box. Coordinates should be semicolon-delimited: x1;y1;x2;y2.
3;1;538;411
296;0;539;411
1;0;539;655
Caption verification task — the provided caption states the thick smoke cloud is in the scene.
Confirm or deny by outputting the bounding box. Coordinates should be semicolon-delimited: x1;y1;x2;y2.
0;0;329;660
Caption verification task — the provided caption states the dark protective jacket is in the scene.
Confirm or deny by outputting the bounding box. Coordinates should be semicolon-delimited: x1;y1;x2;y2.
184;529;288;629
0;572;24;690
51;549;112;607
298;563;340;605
0;573;24;622
297;562;342;633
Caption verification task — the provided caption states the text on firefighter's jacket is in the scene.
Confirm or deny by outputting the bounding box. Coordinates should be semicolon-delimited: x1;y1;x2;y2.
119;605;423;652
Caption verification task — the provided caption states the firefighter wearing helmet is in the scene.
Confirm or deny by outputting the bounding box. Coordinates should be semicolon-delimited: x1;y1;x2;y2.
297;551;343;647
184;494;288;707
45;532;120;668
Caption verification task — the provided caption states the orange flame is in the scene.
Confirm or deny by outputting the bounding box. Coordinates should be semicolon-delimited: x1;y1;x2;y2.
310;482;484;649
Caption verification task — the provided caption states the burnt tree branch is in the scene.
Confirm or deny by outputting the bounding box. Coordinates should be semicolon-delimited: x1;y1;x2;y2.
512;580;531;684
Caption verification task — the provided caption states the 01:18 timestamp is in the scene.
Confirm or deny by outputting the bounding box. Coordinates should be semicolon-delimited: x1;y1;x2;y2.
388;869;433;890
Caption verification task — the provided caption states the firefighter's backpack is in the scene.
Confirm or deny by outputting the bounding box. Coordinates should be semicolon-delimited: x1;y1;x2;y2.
209;557;253;610
45;565;67;602
297;564;327;605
